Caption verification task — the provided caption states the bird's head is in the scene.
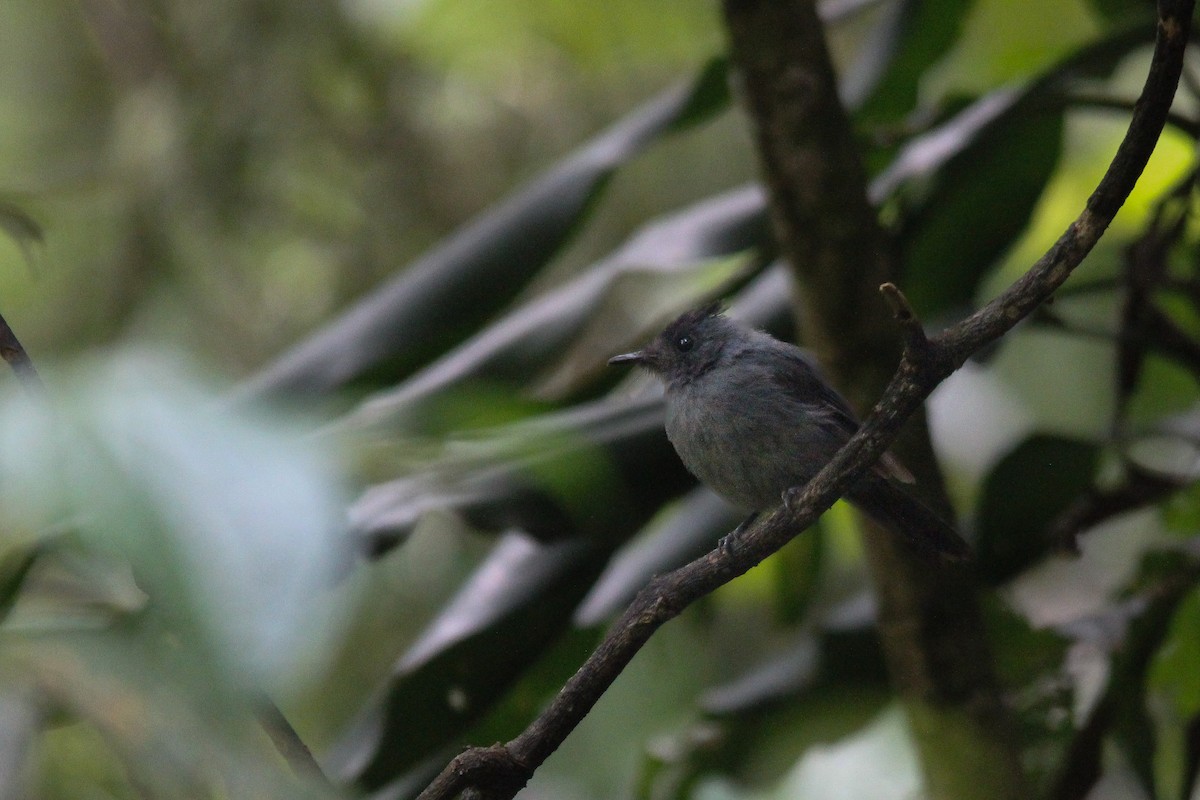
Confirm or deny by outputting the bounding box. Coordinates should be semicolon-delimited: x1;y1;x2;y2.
607;302;736;387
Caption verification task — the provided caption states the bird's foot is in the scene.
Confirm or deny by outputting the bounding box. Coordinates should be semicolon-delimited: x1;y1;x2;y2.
782;485;804;513
718;512;759;556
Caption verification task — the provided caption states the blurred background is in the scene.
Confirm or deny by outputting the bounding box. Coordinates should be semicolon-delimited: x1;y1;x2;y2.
1;1;1199;799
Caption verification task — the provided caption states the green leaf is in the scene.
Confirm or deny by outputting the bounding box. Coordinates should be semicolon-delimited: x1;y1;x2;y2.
847;0;978;121
975;434;1100;584
1150;585;1200;720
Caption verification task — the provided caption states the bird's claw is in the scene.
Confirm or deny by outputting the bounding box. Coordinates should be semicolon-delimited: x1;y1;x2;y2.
782;486;803;513
718;512;759;556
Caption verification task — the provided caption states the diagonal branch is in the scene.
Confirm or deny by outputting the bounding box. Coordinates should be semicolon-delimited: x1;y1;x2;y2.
414;2;1194;798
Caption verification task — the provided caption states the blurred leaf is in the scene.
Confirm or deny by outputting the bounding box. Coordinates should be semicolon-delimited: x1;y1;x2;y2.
770;528;826;626
1150;583;1200;720
983;595;1069;688
0;690;39;800
349;394;694;551
981;596;1073;793
1051;554;1200;799
575;488;742;626
0;197;44;276
976;434;1100;584
235;59;731;401
1085;0;1157;26
700;639;822;717
336;185;768;433
20;539;149;624
771;705;921;800
845;0;977;120
870;87;1024;202
328;533;612;790
0;352;351;692
28;635;336;800
0;540;45;625
699;593;884;720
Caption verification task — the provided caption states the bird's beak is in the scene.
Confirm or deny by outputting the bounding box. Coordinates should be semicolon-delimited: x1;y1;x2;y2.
607;351;644;366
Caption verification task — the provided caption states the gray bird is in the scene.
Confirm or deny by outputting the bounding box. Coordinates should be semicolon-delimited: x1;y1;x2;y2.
608;304;970;562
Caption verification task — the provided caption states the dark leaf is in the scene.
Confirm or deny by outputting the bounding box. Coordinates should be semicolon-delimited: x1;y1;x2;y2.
335;185;769;432
976;434;1101;584
699;638;821;716
0;540;46;625
328;533;612;789
574;488;742;626
0;197;44;276
897;100;1064;317
350;394;693;552
234;59;731;401
1085;0;1157;26
845;0;978;120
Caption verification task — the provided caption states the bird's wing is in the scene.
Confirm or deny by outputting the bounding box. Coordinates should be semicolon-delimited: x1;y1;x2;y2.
767;347;915;484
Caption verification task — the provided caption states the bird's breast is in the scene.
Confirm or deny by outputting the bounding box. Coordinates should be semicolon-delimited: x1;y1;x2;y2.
664;380;831;511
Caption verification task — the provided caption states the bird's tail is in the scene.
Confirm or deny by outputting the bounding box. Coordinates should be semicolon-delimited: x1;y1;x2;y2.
848;476;971;563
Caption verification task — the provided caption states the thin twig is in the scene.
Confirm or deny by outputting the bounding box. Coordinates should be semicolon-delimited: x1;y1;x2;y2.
415;2;1195;798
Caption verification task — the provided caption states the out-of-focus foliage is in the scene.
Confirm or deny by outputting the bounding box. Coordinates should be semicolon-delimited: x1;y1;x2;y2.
0;354;351;798
2;0;1200;799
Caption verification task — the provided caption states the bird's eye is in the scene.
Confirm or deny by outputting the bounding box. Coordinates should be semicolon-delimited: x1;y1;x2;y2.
675;334;694;352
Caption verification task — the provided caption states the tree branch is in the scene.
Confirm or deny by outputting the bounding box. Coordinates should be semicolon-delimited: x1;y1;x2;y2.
414;2;1194;797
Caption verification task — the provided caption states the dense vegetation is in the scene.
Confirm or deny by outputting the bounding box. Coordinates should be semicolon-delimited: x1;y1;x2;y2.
1;2;1199;799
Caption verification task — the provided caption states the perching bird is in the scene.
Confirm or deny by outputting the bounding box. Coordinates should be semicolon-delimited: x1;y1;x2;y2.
608;304;970;562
